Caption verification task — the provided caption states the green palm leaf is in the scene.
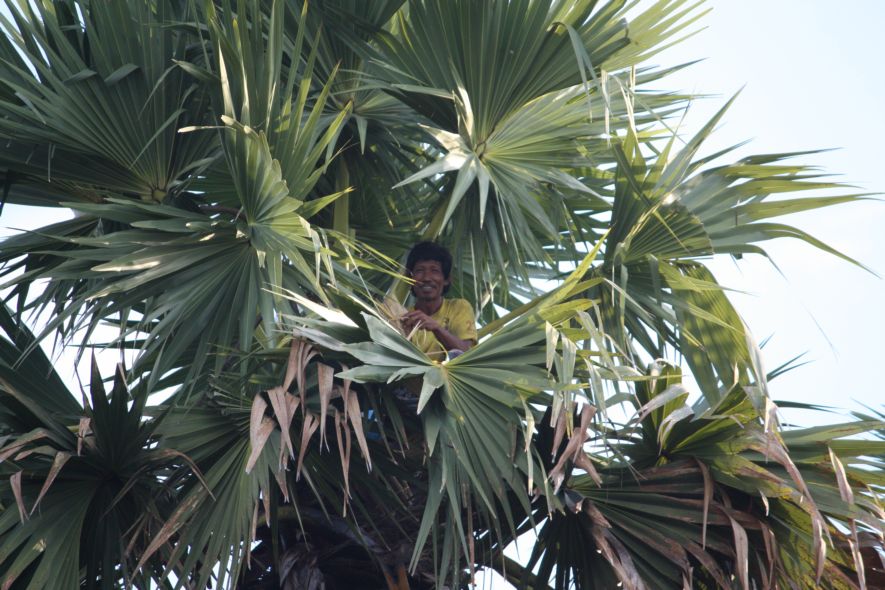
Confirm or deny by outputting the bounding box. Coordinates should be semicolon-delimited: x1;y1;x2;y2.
586;102;868;403
0;1;881;588
0;0;349;387
0;313;201;589
0;0;216;204
376;0;704;293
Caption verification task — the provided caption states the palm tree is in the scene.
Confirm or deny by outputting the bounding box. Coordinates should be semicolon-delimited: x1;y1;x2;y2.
0;1;882;588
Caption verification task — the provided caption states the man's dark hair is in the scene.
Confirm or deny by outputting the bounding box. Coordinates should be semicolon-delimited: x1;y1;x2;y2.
406;242;453;293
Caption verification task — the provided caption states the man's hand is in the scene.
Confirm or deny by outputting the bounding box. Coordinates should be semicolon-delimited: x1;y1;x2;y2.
401;309;441;334
401;309;475;353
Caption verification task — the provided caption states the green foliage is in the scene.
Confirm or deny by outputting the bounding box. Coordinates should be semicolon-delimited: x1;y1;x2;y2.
0;1;881;589
0;308;197;589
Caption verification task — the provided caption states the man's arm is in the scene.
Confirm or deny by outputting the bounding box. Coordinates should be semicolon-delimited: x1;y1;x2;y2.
402;308;476;352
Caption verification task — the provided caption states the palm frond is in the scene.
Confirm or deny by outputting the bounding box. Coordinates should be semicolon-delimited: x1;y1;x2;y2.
0;312;198;589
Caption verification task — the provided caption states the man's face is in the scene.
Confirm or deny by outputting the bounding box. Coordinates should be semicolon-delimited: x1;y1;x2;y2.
410;259;450;301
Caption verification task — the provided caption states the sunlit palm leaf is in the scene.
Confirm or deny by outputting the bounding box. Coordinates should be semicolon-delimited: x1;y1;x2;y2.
587;102;868;403
0;0;348;387
0;0;216;204
377;0;704;293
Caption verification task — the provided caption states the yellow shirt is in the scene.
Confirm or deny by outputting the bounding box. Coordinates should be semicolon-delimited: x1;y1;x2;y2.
409;298;477;360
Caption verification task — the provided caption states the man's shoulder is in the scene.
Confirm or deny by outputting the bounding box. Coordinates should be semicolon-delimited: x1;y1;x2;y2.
446;297;471;305
442;299;475;322
444;298;472;311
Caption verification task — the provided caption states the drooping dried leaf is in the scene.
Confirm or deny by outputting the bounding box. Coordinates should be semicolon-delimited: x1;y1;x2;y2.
521;399;536;493
583;500;610;528
342;422;352;516
12;448;39;461
278;431;287;472
286;393;300;420
762;396;778;435
274;466;290;503
11;471;26;523
587;507;645;590
334;410;350;501
340;372;352;414
317;363;335;449
754;432;830;582
292;339;318;402
262;491;272;528
549;404;598;492
0;429;48;462
338;370;367;475
247;500;259;568
77;417;91;456
760;523;777;590
830;448;866;589
727;513;750;590
850;521;867;590
829;448;854;504
695;458;712;549
345;389;371;471
250;394;269;447
124;514;149;558
551;406;566;459
573;452;602;487
246;417;276;473
296;412;319;480
30;451;71;515
136;492;203;574
268;386;297;459
282;338;303;392
683;540;730;589
149;449;214;499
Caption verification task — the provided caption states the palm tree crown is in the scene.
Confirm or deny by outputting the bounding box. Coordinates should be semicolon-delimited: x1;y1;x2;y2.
0;1;881;589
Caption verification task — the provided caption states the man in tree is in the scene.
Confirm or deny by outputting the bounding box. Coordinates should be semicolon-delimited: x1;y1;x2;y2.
401;241;477;360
